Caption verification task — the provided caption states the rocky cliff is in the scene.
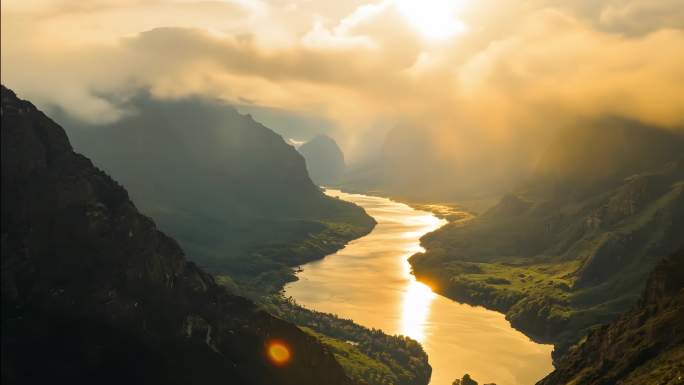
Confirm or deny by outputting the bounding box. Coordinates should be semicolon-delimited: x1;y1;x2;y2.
537;249;684;385
1;85;358;385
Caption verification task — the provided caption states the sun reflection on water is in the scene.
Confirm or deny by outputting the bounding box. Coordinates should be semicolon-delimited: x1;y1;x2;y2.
398;212;444;342
400;278;436;342
286;189;554;385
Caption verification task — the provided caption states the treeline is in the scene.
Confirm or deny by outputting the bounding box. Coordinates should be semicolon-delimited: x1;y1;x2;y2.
261;296;431;385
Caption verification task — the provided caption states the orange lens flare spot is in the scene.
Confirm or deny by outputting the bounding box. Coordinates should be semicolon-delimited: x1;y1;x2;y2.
266;340;291;366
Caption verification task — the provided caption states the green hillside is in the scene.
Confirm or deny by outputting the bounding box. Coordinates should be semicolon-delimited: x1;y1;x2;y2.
410;122;684;359
61;94;375;292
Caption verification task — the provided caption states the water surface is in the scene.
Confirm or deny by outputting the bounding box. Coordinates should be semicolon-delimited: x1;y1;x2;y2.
284;189;553;385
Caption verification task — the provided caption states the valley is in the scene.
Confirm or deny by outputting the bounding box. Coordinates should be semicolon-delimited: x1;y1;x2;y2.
284;190;553;385
409;129;684;361
3;0;684;384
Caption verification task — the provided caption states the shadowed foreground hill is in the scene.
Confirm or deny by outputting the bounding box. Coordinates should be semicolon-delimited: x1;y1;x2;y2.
538;249;684;385
59;93;374;291
1;86;358;385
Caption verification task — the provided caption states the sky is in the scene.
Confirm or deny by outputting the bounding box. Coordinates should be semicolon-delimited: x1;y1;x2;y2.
2;0;684;163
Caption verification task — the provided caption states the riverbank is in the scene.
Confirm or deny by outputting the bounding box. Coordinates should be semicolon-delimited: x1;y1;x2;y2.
261;295;432;385
330;188;572;357
284;189;553;385
214;199;377;296
408;171;684;362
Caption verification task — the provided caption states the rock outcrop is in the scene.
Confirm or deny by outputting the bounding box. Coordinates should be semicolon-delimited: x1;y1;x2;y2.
537;249;684;385
1;85;357;385
410;122;684;360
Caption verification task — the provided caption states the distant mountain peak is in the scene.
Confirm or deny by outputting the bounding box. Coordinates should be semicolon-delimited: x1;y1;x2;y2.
298;134;346;185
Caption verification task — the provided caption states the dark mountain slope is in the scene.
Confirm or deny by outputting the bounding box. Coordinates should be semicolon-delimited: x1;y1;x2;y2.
537;249;684;385
298;135;346;185
58;93;374;291
410;121;684;360
1;85;357;385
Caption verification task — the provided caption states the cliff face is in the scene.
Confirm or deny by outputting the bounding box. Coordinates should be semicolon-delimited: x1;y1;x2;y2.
537;249;684;385
58;93;374;288
1;85;357;385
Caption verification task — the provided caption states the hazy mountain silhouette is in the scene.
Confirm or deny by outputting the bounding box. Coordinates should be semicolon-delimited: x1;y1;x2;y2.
538;249;684;385
58;92;374;290
298;135;345;185
1;85;358;385
528;118;684;198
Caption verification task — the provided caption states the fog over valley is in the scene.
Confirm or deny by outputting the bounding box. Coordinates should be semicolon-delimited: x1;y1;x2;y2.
2;1;683;385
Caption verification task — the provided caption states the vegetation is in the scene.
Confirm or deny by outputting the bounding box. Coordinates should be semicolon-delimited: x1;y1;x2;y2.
452;374;483;385
538;250;684;385
260;296;432;385
410;140;684;359
167;212;372;297
301;328;399;385
1;86;358;385
62;94;375;294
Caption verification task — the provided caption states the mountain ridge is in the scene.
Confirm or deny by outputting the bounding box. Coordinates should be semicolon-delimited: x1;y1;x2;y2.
0;85;359;385
57;93;375;292
409;121;684;361
298;134;346;185
537;249;684;385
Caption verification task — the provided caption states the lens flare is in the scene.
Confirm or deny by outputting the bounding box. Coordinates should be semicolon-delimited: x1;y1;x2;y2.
266;340;291;366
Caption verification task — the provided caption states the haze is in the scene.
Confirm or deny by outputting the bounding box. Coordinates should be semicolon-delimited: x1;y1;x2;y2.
3;0;683;169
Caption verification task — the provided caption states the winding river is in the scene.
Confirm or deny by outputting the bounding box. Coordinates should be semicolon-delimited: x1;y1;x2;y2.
284;189;553;385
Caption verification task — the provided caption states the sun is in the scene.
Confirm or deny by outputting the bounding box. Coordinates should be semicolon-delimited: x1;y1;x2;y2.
397;0;467;40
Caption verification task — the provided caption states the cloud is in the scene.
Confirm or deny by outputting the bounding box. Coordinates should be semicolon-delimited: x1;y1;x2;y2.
458;9;684;129
1;0;683;161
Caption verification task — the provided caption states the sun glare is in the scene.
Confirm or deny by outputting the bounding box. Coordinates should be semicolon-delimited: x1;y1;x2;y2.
399;256;437;342
397;0;467;40
400;279;436;342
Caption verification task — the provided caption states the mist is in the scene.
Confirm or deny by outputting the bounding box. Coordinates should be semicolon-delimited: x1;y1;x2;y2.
3;0;683;199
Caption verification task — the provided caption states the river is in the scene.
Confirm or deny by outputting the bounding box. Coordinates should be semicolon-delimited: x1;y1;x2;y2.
284;189;553;385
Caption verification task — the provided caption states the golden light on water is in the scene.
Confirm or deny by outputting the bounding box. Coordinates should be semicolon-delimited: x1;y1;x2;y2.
398;211;443;342
400;278;436;342
401;213;444;239
266;340;291;366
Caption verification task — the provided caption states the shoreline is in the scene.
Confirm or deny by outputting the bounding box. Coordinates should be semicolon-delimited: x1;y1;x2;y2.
286;188;554;385
331;186;567;361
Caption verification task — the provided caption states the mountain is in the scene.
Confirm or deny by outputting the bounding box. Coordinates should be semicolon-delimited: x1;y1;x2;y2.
342;125;457;200
529;118;684;198
297;135;346;185
1;85;357;385
341;125;524;202
58;93;374;292
409;121;684;360
537;249;684;385
452;374;495;385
